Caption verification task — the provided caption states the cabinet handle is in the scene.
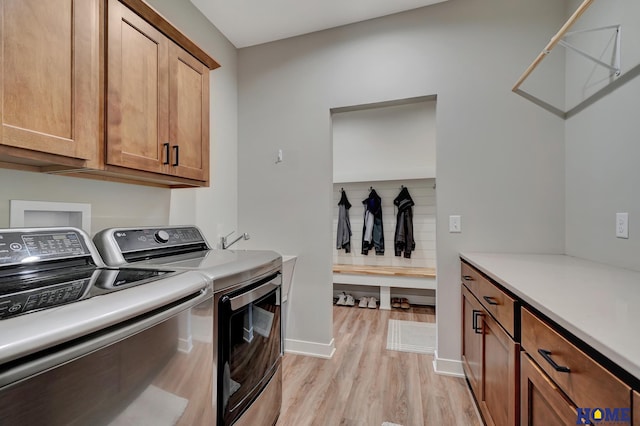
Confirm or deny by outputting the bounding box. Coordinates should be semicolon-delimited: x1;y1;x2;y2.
483;295;499;306
172;145;179;167
463;275;474;281
538;349;571;373
472;310;483;334
163;143;170;165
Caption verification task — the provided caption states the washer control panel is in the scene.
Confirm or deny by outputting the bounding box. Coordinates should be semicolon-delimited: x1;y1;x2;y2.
0;278;90;320
112;227;206;253
0;230;90;266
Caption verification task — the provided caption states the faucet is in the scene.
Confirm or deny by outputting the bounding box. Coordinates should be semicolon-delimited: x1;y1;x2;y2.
221;231;250;249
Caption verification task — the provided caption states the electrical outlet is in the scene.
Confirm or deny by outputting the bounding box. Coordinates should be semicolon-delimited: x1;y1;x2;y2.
449;215;461;233
616;212;629;239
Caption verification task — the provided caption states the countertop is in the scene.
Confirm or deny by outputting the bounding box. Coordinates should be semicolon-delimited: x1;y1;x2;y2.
460;252;640;380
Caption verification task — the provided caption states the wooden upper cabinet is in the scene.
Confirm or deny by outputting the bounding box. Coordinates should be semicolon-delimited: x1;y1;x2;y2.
0;0;218;186
107;0;169;175
168;44;210;181
107;0;211;182
0;0;100;164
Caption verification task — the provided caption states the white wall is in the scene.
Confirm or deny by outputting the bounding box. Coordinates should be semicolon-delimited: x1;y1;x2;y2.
0;169;169;233
332;101;436;182
147;0;239;245
238;0;566;368
565;0;640;271
333;180;436;269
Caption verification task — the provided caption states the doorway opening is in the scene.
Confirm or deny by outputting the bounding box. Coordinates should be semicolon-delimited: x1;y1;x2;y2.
330;95;438;349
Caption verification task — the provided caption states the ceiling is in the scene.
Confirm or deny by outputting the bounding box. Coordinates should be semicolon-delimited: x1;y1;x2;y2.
190;0;449;48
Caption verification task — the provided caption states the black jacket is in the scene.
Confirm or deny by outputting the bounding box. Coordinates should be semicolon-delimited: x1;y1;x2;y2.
394;187;415;258
362;189;384;255
336;190;352;253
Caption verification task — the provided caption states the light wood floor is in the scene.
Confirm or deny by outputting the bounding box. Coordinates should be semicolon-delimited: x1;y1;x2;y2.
276;305;482;426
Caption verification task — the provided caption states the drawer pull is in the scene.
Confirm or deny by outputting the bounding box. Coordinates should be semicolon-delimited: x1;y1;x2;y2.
172;145;179;167
538;349;571;373
472;310;483;334
463;275;474;281
163;143;170;165
483;295;499;306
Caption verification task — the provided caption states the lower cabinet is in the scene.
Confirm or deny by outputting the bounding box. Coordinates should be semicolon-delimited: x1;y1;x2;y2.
520;352;578;426
462;283;519;426
483;313;518;426
462;285;483;397
521;307;631;413
462;259;639;426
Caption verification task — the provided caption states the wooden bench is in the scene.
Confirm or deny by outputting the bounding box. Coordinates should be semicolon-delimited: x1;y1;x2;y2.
332;264;436;310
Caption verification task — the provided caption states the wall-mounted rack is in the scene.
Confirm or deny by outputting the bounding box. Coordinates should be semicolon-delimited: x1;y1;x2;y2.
512;0;629;119
558;25;621;78
512;0;595;92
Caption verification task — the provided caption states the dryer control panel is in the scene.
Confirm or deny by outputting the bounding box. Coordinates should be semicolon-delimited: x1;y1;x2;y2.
93;226;212;265
112;227;205;252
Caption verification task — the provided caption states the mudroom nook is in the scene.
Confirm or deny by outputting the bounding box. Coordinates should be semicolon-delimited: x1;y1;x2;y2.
331;97;438;312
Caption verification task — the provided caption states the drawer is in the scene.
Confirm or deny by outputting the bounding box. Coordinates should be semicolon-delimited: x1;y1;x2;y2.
461;261;516;337
477;277;516;338
521;307;631;411
461;261;481;295
520;352;578;426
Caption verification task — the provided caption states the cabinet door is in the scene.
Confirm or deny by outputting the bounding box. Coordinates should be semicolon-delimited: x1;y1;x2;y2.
462;286;483;398
521;352;578;426
168;43;209;181
481;312;519;426
634;390;639;426
0;0;99;160
107;0;169;174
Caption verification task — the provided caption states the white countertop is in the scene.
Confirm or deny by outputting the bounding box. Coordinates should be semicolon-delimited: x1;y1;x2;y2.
460;252;640;380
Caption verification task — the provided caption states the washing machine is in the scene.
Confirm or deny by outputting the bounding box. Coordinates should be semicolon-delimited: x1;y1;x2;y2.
93;226;283;426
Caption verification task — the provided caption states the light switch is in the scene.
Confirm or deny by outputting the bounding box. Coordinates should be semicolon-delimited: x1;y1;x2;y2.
449;215;461;233
616;213;629;239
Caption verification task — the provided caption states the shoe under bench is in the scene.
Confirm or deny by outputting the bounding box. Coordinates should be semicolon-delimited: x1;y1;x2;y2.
332;264;436;310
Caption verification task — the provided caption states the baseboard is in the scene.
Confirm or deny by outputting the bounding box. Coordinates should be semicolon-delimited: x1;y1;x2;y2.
432;350;464;377
284;337;336;359
178;337;193;354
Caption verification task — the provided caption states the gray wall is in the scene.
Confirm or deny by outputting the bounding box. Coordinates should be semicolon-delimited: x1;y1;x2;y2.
128;0;239;244
565;0;640;271
238;0;566;365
